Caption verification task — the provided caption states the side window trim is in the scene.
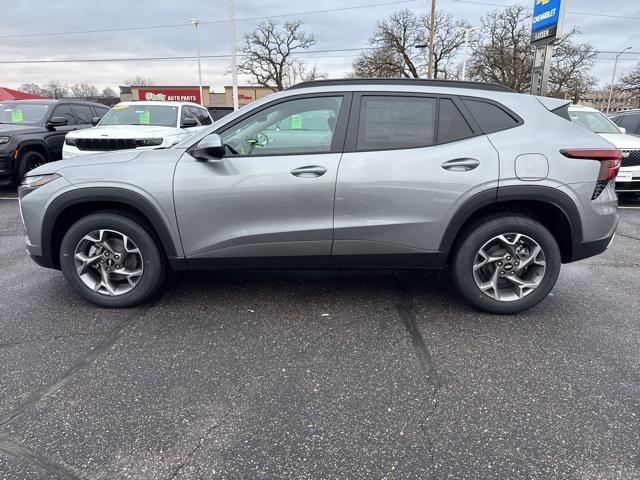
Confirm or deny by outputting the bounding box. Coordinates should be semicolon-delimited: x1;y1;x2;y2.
344;92;483;153
212;92;353;157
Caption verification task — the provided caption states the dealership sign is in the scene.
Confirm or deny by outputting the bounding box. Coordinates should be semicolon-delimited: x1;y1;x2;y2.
530;0;565;45
138;88;201;104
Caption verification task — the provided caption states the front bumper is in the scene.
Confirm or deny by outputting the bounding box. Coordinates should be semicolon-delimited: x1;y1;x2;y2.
0;150;17;179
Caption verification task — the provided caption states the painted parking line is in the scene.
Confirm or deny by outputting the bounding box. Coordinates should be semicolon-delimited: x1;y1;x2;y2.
0;197;17;201
618;206;640;210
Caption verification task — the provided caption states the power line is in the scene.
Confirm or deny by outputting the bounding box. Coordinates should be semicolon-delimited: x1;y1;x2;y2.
451;0;640;21
0;0;415;39
0;48;375;64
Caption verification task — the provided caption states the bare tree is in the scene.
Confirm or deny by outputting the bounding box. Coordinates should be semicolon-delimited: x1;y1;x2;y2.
19;83;46;96
350;10;468;79
619;64;640;94
285;59;327;86
101;86;117;97
123;75;154;86
42;81;69;99
238;20;317;91
468;6;533;92
70;82;99;99
548;30;598;102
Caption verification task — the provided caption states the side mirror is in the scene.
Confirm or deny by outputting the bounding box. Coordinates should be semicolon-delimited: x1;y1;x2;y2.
46;116;68;129
92;117;101;126
181;118;198;128
191;134;225;161
619;126;627;134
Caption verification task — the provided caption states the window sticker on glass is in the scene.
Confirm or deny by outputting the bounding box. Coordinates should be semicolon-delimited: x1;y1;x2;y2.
290;114;303;130
139;110;150;124
12;109;23;123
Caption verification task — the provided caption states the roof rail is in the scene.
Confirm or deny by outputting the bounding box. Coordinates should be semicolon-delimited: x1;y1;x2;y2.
287;78;514;93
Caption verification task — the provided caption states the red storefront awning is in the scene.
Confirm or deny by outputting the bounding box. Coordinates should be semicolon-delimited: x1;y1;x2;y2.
0;87;47;101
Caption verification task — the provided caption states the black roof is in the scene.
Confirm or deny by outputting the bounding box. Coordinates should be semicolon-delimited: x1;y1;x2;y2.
287;78;514;93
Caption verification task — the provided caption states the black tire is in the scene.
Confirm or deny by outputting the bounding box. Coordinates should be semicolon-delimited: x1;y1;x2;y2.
451;214;561;315
12;150;47;186
59;213;165;308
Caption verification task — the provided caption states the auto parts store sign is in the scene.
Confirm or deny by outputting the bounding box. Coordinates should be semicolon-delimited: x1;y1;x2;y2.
138;88;201;104
531;0;564;44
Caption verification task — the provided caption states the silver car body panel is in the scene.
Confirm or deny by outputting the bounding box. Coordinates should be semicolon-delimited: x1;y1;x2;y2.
20;81;619;270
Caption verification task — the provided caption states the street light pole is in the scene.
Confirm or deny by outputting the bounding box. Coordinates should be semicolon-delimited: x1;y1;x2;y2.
456;26;480;81
228;0;239;111
427;0;436;79
607;46;632;114
190;19;204;106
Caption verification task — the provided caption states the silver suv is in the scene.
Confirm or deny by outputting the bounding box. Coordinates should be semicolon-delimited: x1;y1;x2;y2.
18;79;620;314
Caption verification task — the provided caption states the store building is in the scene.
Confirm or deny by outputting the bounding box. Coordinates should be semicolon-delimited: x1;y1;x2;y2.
119;85;273;109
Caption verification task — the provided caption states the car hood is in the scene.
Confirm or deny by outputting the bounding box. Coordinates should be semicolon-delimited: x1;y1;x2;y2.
0;123;44;135
68;125;182;139
28;150;144;176
598;133;640;150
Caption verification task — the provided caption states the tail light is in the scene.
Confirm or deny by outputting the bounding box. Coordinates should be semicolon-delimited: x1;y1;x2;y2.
560;149;622;199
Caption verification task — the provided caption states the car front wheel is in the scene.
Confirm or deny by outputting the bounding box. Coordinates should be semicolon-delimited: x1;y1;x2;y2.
451;214;561;314
59;213;165;307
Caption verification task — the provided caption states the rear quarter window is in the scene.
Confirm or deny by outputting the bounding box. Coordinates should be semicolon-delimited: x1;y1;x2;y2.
462;98;520;133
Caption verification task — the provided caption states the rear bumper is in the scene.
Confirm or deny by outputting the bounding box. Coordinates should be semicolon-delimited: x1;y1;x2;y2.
569;214;618;263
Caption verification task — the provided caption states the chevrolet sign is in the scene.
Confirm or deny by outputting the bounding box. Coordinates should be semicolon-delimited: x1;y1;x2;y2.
531;0;564;45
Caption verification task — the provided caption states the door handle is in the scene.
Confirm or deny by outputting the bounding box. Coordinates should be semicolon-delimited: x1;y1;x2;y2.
291;166;328;178
441;158;480;171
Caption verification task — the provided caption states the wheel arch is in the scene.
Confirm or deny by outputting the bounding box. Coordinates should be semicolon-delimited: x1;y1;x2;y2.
17;140;53;163
42;188;180;269
440;186;582;264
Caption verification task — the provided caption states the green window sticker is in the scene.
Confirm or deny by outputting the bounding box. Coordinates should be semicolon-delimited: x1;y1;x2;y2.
12;110;23;123
290;114;303;130
139;110;150;124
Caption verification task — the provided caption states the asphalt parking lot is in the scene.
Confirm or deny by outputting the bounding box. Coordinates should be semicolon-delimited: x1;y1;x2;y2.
0;185;639;480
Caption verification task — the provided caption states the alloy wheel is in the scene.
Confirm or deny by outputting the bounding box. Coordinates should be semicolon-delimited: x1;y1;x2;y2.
73;229;144;296
472;232;547;302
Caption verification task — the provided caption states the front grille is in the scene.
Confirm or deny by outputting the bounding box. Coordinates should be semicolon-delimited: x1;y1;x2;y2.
616;180;640;191
76;138;138;151
621;150;640;167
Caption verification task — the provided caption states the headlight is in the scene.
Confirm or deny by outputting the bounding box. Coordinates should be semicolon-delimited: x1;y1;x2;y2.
18;173;61;198
65;137;78;146
0;136;10;144
135;138;163;147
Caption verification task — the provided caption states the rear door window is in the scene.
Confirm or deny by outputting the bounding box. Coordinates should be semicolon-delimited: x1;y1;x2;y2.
437;99;474;143
462;99;520;133
189;106;212;125
71;104;94;125
356;95;436;150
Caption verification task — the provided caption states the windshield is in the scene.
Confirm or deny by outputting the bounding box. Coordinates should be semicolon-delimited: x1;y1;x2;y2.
0;102;50;125
570;110;621;134
99;104;178;127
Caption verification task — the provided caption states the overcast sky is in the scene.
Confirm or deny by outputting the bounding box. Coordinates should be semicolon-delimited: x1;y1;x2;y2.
1;0;639;93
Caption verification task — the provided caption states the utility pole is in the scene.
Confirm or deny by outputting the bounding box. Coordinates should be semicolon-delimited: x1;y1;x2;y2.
456;26;480;81
190;19;204;106
607;46;632;114
427;0;436;79
228;0;239;111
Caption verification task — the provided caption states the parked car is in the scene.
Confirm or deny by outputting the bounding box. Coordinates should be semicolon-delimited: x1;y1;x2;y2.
63;101;212;158
609;109;640;137
569;105;640;197
0;99;109;185
19;79;620;314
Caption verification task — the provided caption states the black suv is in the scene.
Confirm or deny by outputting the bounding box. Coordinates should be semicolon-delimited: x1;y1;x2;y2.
0;99;110;185
610;110;640;137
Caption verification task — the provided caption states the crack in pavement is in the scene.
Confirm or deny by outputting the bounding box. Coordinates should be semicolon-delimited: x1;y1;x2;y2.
0;436;82;480
393;271;443;474
0;332;109;350
617;232;640;242
0;304;155;429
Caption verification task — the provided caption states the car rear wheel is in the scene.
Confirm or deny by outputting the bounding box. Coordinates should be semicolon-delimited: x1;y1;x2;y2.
451;214;561;314
59;213;165;307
